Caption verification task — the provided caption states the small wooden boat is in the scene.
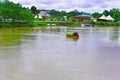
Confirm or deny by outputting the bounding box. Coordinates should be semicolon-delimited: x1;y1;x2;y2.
66;31;79;39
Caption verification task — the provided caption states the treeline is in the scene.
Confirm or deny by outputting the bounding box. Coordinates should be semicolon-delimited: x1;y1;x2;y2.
31;6;87;21
92;9;120;21
47;8;120;21
31;6;81;17
0;0;34;27
31;5;120;22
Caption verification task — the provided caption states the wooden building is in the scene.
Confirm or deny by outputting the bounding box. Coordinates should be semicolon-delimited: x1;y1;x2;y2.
74;13;93;22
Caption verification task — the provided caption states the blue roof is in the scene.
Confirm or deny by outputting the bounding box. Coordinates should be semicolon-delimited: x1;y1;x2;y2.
75;14;93;18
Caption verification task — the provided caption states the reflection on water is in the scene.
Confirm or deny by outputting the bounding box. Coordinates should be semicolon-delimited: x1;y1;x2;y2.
110;27;120;42
0;26;120;80
0;27;39;46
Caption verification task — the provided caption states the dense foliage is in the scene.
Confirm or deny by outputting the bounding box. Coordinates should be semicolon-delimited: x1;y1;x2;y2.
110;8;120;21
0;0;34;22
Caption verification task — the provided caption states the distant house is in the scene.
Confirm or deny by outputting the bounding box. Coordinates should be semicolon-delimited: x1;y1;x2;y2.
39;10;50;19
34;10;50;20
61;16;67;21
40;10;50;16
98;15;114;22
74;13;93;22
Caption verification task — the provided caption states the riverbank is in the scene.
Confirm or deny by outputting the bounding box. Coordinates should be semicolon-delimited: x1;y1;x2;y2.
93;21;120;26
0;21;84;27
33;21;91;27
32;21;120;27
33;21;74;26
0;21;34;27
1;21;120;27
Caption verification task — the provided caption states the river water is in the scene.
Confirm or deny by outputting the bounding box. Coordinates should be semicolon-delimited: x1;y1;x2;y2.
0;26;120;80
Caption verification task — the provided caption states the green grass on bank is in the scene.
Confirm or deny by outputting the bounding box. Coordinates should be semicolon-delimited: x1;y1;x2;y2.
93;22;120;26
33;21;74;26
1;21;120;27
0;21;34;27
33;21;91;27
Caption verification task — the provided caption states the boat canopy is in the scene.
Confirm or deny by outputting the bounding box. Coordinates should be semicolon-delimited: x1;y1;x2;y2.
66;31;74;35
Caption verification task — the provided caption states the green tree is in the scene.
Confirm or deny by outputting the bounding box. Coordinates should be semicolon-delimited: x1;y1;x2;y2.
30;6;37;14
48;9;61;17
0;0;34;27
68;16;74;21
60;11;67;16
92;12;101;18
102;10;110;16
67;10;80;17
0;1;33;22
110;8;120;21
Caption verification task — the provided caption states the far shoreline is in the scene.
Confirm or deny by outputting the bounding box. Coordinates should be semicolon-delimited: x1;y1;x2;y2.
0;21;120;27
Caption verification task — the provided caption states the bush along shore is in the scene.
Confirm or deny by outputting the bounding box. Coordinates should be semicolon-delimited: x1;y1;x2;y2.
92;22;120;26
1;21;120;27
33;21;92;27
33;21;74;26
0;21;34;27
33;21;120;27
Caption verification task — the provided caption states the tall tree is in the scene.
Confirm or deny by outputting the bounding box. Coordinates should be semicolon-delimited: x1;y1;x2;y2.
110;8;120;21
102;10;110;16
31;6;37;14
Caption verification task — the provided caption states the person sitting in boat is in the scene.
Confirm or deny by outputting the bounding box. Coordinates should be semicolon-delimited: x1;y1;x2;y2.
74;32;79;36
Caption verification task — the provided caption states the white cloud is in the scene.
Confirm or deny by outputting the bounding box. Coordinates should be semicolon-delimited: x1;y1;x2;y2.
9;0;120;13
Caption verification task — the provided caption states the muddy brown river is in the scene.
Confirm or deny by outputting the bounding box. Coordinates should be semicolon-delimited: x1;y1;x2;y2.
0;26;120;80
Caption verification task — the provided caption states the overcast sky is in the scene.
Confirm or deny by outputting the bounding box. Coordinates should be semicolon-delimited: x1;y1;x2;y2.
9;0;120;13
